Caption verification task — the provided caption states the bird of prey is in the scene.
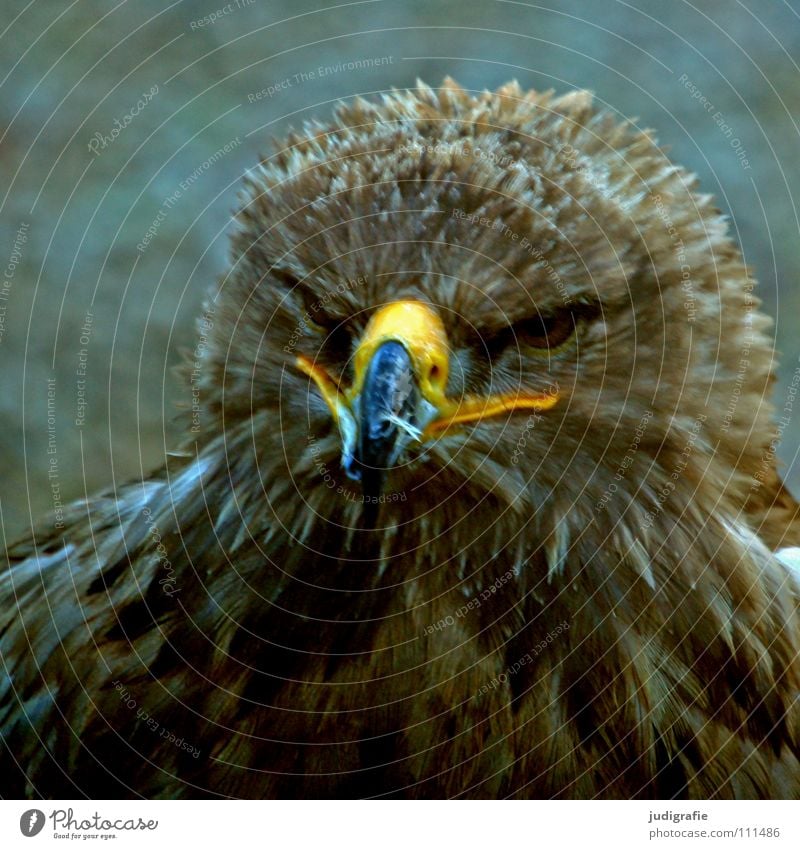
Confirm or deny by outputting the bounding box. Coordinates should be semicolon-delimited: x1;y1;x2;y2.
2;79;799;799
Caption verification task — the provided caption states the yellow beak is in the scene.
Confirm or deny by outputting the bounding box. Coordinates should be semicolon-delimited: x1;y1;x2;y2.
296;300;560;441
298;299;559;440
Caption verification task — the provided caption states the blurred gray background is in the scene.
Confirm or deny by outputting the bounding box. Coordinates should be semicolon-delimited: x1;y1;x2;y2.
1;0;799;539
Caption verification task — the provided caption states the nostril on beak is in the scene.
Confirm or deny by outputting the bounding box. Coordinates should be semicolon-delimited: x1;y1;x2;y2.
373;419;394;439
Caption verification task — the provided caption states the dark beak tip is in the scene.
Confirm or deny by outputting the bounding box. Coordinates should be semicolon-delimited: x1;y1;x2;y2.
353;340;418;499
342;457;362;482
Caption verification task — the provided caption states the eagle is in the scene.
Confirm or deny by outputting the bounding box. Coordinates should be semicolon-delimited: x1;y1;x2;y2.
2;79;799;799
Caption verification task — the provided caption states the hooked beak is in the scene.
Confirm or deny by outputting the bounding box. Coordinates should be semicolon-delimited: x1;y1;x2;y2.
346;339;419;500
296;300;560;503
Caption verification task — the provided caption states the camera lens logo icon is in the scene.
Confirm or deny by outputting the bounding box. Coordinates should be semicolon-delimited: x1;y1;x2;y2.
20;810;46;837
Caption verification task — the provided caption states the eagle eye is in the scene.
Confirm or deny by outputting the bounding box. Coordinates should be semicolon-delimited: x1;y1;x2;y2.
514;311;575;350
272;267;354;357
484;308;578;358
299;290;353;357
